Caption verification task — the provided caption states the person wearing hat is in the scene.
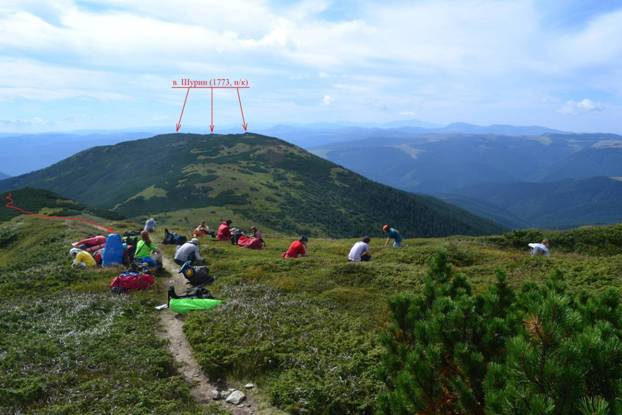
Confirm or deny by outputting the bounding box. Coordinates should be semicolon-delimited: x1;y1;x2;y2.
217;219;233;241
348;236;372;262
383;224;402;248
135;230;162;269
175;237;204;265
70;247;97;268
282;235;308;258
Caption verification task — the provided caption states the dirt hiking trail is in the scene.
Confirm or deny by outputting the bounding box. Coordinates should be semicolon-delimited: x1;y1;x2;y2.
159;256;273;415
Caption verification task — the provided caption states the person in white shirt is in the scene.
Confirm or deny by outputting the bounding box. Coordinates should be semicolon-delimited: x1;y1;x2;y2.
348;237;371;262
528;239;550;256
144;217;157;233
175;238;203;265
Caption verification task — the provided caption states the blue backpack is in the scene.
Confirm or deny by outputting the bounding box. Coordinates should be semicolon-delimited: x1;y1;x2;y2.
102;233;124;267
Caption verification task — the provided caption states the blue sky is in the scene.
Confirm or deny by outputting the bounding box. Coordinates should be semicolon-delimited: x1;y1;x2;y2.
1;0;622;133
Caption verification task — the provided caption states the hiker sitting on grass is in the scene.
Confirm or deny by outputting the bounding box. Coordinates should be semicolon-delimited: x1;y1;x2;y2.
175;238;203;266
135;230;162;269
283;236;308;258
383;224;402;248
251;226;266;248
217;219;232;241
144;217;157;233
193;221;212;238
70;247;97;268
236;226;265;249
529;239;550;257
348;236;371;262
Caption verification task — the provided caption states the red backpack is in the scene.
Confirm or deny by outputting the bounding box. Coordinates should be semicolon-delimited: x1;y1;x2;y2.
110;271;155;294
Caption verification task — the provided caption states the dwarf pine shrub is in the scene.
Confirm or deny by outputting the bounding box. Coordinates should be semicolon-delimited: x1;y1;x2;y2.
377;251;622;415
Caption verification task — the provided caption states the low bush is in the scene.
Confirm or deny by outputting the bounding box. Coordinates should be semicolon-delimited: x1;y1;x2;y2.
378;251;622;414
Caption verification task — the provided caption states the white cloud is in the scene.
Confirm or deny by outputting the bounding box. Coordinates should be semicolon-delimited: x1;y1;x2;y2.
0;1;621;131
0;58;133;101
559;99;604;115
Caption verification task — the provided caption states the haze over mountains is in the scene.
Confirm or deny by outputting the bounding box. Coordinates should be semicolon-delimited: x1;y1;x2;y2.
2;121;621;230
0;121;568;175
0;132;154;176
0;133;502;237
312;130;622;229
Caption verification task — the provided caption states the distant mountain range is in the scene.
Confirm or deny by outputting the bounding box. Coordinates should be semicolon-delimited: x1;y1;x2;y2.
0;122;571;175
0;133;503;237
313;132;622;229
441;177;622;229
3;123;619;231
0;172;9;180
257;122;568;148
314;133;621;193
0;132;154;176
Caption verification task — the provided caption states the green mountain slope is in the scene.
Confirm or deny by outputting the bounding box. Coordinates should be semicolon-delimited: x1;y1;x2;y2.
449;176;622;228
544;144;622;181
0;187;123;223
0;133;503;237
437;193;532;229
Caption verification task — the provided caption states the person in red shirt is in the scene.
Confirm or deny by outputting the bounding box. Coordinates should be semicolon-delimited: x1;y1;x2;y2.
282;236;308;258
216;219;232;241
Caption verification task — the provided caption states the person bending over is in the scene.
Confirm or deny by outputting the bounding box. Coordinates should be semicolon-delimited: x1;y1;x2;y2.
383;224;402;248
70;247;97;268
175;238;203;265
528;239;550;256
193;221;210;237
283;236;308;258
348;236;371;262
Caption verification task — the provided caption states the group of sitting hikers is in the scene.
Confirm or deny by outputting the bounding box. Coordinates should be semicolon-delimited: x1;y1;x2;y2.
68;215;553;271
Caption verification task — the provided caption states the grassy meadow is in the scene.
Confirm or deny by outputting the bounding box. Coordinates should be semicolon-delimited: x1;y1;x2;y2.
0;217;212;415
1;210;621;414
160;225;622;414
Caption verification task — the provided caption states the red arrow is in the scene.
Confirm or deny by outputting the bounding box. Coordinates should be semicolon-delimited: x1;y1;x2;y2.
210;87;215;133
236;87;248;132
176;87;191;132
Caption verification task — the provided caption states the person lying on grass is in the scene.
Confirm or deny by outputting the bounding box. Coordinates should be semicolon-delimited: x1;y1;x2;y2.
175;238;204;265
135;230;162;269
383;224;402;248
283;235;308;258
348;236;371;262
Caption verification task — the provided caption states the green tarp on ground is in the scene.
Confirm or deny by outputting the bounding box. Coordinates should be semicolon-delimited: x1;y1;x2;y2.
169;298;223;314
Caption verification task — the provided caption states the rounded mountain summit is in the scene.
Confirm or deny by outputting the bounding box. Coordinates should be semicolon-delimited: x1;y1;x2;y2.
0;133;504;237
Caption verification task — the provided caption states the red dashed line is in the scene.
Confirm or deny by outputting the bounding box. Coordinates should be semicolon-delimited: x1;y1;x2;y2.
4;192;114;233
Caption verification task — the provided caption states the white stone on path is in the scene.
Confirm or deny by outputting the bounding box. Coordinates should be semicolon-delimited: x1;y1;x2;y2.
225;390;246;405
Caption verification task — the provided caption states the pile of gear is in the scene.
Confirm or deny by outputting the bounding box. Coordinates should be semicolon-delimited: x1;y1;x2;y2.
167;260;222;313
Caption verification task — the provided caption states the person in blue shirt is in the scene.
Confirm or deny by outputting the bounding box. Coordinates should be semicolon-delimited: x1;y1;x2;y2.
383;224;402;248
